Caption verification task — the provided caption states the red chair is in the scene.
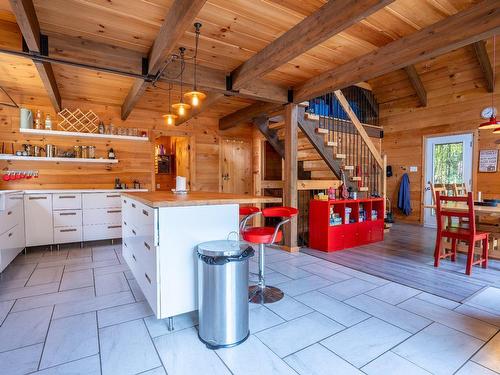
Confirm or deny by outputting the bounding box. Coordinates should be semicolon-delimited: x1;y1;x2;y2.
434;192;489;275
239;206;260;232
241;206;298;304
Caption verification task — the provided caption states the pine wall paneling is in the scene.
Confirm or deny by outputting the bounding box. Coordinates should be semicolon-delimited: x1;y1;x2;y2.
373;41;500;224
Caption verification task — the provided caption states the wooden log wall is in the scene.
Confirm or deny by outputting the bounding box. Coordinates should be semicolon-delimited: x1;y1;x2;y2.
0;98;252;191
373;40;500;224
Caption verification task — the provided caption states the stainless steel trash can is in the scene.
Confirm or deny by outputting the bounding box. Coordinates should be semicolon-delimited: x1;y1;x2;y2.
197;240;254;349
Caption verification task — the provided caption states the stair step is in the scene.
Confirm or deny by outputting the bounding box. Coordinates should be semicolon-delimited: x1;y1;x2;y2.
326;141;338;147
315;128;328;134
344;166;354;171
334;153;346;159
358;187;369;192
305;113;319;121
351;176;362;181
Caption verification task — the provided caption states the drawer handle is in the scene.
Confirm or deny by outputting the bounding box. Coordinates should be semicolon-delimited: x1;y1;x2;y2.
132;254;137;261
124;242;128;247
145;273;151;284
106;194;120;198
144;242;150;250
8;232;13;237
29;196;47;200
124;221;127;226
59;212;77;216
59;195;76;199
142;209;148;216
107;210;121;213
132;229;136;235
108;225;121;229
60;228;77;233
7;211;12;215
131;203;136;208
9;196;23;200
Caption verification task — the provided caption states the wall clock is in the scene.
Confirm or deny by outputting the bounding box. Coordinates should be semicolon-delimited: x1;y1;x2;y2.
481;106;497;119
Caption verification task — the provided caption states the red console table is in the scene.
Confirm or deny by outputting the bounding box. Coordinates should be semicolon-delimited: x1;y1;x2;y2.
309;198;384;252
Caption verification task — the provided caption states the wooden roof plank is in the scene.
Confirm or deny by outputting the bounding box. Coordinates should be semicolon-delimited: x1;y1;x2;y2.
293;0;500;103
9;0;61;111
230;0;394;91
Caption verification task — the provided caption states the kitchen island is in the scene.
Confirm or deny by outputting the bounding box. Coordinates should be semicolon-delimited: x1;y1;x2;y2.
121;191;281;324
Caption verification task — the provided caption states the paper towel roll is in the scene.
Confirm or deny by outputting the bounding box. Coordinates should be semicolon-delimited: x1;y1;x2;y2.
176;176;187;191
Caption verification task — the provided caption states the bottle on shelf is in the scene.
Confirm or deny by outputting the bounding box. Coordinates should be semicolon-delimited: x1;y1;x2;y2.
44;114;52;130
35;109;42;130
108;148;115;159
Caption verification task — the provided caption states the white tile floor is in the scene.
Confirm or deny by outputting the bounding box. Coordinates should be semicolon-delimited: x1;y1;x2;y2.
0;243;500;375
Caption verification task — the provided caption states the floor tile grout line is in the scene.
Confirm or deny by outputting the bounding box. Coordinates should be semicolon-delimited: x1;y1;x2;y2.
452;331;500;374
251;331;300;374
469;359;500;374
36;304;55;371
394;298;499;341
144;318;171;375
96;310;104;375
26;353;99;374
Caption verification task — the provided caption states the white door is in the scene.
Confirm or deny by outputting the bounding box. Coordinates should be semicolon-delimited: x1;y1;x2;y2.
424;133;473;227
24;194;54;246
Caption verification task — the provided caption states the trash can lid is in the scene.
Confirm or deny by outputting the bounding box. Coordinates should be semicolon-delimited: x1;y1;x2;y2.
197;240;248;258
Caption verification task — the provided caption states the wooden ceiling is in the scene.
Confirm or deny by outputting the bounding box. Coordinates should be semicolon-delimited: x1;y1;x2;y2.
0;0;497;123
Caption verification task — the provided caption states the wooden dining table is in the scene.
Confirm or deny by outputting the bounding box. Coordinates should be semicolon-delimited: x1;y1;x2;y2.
424;202;500;259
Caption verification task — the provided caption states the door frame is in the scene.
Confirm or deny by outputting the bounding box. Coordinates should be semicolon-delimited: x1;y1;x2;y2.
420;130;478;225
151;130;195;192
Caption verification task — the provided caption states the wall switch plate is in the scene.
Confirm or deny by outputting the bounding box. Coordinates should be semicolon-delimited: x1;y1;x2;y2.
156;184;160;189
409;166;418;172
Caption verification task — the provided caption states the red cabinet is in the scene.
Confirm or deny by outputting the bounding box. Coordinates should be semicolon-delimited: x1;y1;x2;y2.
309;198;385;252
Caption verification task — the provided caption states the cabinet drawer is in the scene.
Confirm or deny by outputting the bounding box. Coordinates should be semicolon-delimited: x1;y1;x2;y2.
53;194;82;210
126;199;154;229
82;193;121;209
0;224;24;251
135;262;158;315
54;226;82;244
83;224;122;241
83;208;122;225
53;210;82;227
0;193;24;236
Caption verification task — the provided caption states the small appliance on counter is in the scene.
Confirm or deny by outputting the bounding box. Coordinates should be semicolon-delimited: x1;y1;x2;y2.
172;176;188;194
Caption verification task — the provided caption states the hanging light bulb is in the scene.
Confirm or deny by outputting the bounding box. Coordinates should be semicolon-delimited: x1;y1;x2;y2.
162;83;178;125
184;23;206;107
172;47;191;117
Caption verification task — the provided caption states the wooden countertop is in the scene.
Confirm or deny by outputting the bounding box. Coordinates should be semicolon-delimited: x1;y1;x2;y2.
122;191;282;208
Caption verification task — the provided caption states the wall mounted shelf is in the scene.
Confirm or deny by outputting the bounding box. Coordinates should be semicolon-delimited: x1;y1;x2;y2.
19;128;149;142
0;155;119;164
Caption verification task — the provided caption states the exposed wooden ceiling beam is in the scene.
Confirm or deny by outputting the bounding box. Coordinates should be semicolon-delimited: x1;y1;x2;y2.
176;93;224;126
230;0;394;91
121;0;207;120
472;40;494;92
293;0;500;103
404;65;427;107
219;102;284;130
9;0;61;111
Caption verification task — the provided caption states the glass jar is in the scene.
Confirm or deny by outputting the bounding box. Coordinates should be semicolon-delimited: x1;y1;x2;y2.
88;146;96;159
73;145;82;158
81;146;88;159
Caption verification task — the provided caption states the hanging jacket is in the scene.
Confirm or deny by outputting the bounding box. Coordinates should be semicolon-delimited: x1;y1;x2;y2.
398;173;412;216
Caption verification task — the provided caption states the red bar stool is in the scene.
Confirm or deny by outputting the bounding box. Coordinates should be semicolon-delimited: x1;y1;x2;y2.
434;192;489;275
239;206;260;232
241;206;298;304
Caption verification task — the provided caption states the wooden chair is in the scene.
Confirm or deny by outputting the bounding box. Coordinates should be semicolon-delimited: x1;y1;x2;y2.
429;183;448;205
452;183;468;197
434;191;489;275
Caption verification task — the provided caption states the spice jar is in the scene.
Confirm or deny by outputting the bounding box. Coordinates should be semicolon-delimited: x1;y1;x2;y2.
88;146;96;159
74;145;82;158
81;145;89;158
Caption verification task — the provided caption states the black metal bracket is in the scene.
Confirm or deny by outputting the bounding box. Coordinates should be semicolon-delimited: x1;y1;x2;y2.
287;89;294;103
226;74;233;92
142;57;149;76
21;34;49;56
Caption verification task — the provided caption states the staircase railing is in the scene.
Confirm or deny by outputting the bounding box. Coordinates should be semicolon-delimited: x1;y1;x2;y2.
304;87;385;198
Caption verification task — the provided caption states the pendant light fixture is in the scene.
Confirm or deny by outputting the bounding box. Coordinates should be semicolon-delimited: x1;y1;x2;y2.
479;35;499;130
172;47;191;117
162;83;178;126
184;22;206;107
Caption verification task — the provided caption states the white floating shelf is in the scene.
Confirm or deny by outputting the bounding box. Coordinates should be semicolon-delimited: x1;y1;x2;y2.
0;155;119;164
19;128;149;142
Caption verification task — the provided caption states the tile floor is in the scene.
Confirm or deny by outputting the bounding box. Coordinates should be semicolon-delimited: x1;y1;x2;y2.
0;242;500;375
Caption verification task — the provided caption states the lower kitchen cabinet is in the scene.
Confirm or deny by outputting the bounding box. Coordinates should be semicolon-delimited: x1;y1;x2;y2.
0;192;25;272
24;194;54;247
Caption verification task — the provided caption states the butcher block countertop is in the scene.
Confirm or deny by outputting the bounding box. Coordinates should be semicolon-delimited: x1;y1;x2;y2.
122;191;282;208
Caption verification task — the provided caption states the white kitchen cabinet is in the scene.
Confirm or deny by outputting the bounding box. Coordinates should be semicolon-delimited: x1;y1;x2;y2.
53;210;82;227
0;192;25;272
24;194;54;247
83;192;122;241
83;193;121;209
54;226;83;244
53;193;82;210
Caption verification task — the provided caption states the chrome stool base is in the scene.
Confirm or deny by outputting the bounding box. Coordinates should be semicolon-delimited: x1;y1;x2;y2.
248;285;284;304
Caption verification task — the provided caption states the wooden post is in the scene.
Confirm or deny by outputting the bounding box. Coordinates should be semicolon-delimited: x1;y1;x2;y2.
252;127;263;227
284;104;298;252
383;154;387;216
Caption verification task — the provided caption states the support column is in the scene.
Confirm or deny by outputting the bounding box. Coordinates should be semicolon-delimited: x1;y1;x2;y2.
284;104;298;252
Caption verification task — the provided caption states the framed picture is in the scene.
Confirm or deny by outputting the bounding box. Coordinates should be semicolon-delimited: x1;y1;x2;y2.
479;149;498;172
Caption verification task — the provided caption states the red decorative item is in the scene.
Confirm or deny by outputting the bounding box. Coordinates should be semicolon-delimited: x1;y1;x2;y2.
2;174;9;181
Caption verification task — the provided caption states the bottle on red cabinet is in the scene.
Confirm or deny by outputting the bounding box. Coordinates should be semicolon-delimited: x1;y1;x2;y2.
327;187;336;200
